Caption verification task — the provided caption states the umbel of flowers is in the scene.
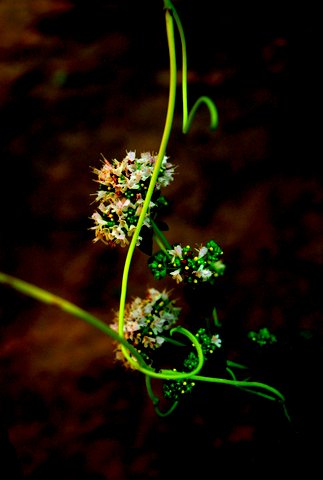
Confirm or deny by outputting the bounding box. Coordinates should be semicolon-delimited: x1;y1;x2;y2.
110;288;181;368
91;151;175;247
148;239;226;284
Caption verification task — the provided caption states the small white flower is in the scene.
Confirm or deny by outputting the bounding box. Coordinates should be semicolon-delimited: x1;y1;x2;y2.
124;320;140;340
198;246;208;258
142;335;157;348
91;211;107;226
161;310;180;326
126;151;136;161
194;266;212;280
147;288;161;302
112;198;132;215
150;317;166;334
170;269;183;283
156;336;165;346
168;244;183;262
211;334;222;348
95;189;108;201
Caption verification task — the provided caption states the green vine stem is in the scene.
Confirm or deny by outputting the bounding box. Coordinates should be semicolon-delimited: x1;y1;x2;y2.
118;6;177;365
151;219;172;251
145;374;179;416
192;374;285;403
146;371;289;419
124;326;205;381
167;0;219;133
0;270;205;382
0;272;148;368
0;274;204;380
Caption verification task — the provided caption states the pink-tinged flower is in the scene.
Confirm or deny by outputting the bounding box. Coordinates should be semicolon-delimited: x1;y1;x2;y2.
168;244;183;262
142;335;157;348
91;151;175;247
211;334;222;348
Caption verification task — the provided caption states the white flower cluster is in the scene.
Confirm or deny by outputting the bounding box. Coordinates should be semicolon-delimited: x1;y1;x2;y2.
91;151;175;247
110;288;181;368
148;240;225;285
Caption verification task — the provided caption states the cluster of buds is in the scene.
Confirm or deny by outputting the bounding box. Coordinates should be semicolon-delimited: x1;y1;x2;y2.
110;288;181;368
91;151;175;247
248;327;277;346
163;328;222;400
148;239;225;284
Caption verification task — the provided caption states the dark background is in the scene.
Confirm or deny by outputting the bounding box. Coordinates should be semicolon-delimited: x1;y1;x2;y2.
0;1;321;478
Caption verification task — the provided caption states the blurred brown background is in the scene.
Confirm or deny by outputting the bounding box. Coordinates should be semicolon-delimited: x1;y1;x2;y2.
0;0;321;478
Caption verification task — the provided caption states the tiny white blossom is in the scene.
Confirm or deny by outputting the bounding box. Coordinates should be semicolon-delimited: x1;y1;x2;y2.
198;246;208;258
151;317;166;334
194;266;212;280
170;269;183;283
168;244;183;262
211;334;222;348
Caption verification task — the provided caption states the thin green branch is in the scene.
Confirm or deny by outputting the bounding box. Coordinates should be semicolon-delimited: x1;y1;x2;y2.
159;335;186;347
192;374;286;404
226;359;249;369
145;375;179;416
151;219;172;251
153;234;168;253
0;272;149;368
154;402;179;417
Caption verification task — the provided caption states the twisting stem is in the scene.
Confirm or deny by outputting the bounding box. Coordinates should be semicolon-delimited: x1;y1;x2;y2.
168;1;218;133
124;326;204;381
154;402;179;417
145;375;179;416
119;6;177;364
192;374;286;404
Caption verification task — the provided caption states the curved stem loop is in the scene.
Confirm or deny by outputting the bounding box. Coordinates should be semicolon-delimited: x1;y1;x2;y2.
168;1;219;133
145;375;179;416
127;327;204;381
119;6;177;365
